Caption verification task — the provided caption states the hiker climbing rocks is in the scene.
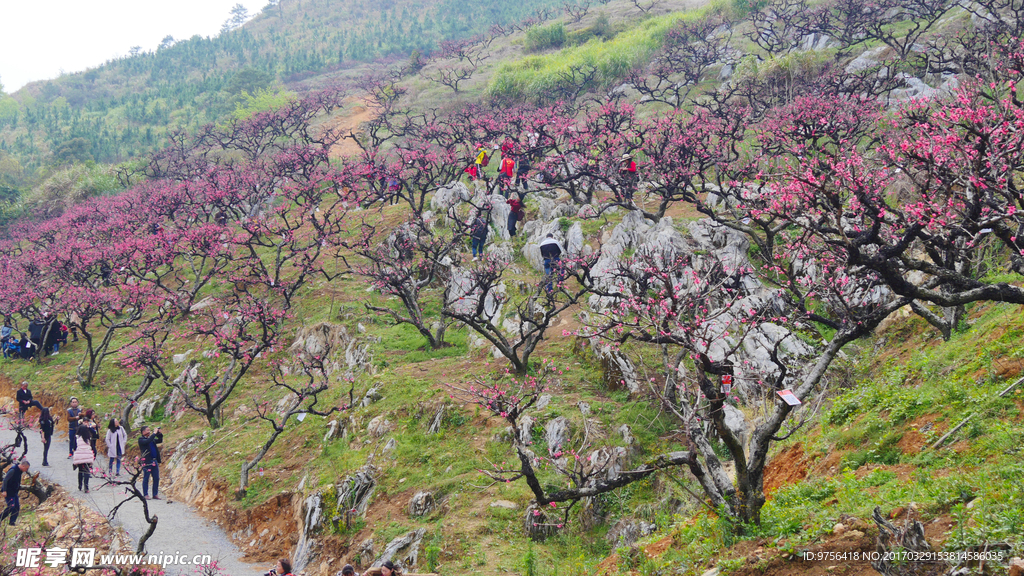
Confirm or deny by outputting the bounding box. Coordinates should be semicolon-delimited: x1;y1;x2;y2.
539;233;563;291
465;144;491;184
471;213;489;261
498;153;517;198
507;197;526;237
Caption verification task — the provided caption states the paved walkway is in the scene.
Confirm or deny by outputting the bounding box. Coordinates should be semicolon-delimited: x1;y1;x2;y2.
0;421;264;575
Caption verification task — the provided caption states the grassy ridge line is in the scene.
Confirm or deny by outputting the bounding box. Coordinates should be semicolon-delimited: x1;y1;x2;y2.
487;7;715;101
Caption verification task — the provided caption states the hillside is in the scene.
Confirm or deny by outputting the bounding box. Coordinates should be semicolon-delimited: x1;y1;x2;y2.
0;0;568;180
1;0;1024;575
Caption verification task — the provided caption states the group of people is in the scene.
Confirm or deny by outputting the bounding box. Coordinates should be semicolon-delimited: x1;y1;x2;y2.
1;316;73;360
1;383;165;526
465;140;534;200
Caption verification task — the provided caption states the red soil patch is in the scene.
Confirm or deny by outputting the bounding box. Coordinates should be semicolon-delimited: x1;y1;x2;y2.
896;414;940;454
993;357;1024;379
645;536;674;557
763;443;811;499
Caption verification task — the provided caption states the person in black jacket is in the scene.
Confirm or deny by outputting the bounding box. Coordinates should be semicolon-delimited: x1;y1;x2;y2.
470;214;489;261
138;426;164;500
67;397;81;458
0;459;30;526
18;334;35;360
39;407;56;467
16;381;43;422
539;234;563;292
77;410;99;456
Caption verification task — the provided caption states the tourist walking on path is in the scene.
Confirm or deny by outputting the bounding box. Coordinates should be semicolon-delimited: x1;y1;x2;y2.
73;431;95;493
105;419;127;476
79;409;99;456
138;425;164;500
39;407;56;467
67;397;81;458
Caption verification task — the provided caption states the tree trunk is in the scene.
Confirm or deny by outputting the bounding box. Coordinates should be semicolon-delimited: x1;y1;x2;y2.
121;368;157;434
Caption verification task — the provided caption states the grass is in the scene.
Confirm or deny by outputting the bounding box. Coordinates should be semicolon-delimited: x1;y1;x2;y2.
489;11;697;101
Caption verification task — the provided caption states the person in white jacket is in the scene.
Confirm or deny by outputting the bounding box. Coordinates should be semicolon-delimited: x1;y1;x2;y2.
105;419;127;476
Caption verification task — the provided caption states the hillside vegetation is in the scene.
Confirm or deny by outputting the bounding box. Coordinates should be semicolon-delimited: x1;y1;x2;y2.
2;0;1024;575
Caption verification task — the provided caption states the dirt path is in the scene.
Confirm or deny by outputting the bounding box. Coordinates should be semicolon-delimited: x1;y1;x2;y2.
0;421;264;576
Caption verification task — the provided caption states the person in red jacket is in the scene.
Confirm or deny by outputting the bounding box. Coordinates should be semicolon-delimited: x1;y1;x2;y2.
498;154;517;198
507;197;526;237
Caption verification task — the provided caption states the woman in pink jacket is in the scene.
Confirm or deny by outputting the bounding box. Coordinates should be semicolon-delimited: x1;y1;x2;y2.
72;430;95;493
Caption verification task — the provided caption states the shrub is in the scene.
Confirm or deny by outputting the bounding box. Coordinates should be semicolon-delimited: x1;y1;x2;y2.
525;23;566;53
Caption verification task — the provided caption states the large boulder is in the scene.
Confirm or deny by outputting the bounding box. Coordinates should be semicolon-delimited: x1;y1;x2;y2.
545;417;571;455
430;181;471;212
606;518;657;547
566;222;584;257
640;217;687;261
336;466;377;516
589;339;640;394
372;528;426;569
722;404;749;457
447;268;505;320
488;194;512;241
408;492;435;517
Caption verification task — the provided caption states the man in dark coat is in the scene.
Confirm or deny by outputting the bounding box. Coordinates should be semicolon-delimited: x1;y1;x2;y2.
539;234;563;292
16;381;43;421
0;459;30;525
138;426;164;500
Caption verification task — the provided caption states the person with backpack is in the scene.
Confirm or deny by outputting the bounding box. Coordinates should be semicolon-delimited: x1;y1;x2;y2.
498;153;517;198
539;234;564;292
507;197;526;237
72;430;95;493
515;154;532;198
80;409;99;456
465;144;491;184
470;213;489;261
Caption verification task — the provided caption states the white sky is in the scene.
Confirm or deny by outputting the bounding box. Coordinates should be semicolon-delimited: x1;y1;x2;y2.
0;0;260;93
